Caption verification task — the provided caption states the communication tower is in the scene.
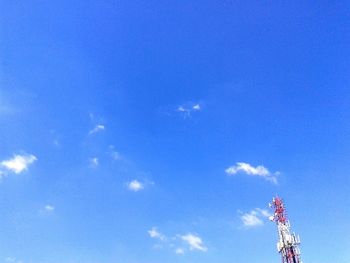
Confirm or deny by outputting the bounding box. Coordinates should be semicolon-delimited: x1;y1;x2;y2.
269;197;302;263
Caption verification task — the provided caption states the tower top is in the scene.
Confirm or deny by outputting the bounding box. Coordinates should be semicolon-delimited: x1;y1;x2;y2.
270;196;288;224
270;197;302;263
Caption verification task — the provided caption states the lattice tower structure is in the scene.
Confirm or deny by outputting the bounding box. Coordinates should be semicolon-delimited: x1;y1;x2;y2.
270;197;302;263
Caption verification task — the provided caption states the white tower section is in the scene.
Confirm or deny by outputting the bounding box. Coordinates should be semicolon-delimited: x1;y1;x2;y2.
270;197;302;263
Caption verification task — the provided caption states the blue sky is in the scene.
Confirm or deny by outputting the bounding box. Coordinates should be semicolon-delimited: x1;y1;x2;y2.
1;1;350;262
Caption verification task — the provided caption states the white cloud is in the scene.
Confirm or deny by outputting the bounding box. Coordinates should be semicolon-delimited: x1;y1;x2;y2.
240;208;272;228
241;211;263;227
44;205;55;212
111;151;121;160
175;248;185;255
255;208;272;218
127;180;144;192
148;228;207;254
89;157;99;168
5;257;23;263
181;233;207;252
0;93;16;116
148;227;165;241
89;124;105;135
177;106;187;112
49;130;61;148
108;145;122;161
192;104;201;111
176;103;202;118
1;154;37;174
53;139;60;147
225;162;278;184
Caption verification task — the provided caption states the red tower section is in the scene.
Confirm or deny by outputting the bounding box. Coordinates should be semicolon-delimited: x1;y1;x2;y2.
270;197;302;263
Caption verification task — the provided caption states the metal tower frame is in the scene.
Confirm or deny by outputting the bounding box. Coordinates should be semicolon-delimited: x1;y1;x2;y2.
270;197;302;263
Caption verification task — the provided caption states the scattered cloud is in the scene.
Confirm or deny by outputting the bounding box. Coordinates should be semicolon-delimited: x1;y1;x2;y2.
44;205;55;212
0;92;16;116
39;204;56;216
225;162;279;184
89;157;99;168
148;227;166;241
1;154;37;174
177;106;186;112
176;103;202;118
240;211;263;227
181;233;207;252
239;208;272;228
49;130;61;148
89;124;105;135
109;145;122;161
175;248;185;255
53;139;60;147
192;104;201;111
127;180;144;192
148;228;207;254
111;151;121;160
5;257;23;263
255;208;272;218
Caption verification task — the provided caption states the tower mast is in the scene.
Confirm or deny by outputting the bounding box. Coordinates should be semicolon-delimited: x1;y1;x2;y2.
269;197;302;263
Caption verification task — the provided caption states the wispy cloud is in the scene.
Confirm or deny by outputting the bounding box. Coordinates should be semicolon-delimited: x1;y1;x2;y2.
109;145;122;161
39;204;55;216
0;92;16;116
225;162;279;184
239;208;272;228
44;205;55;212
89;124;105;135
148;228;207;254
176;103;202;118
111;151;121;160
255;208;272;218
127;180;144;192
89;157;99;168
49;130;61;148
5;257;23;263
175;248;185;255
192;104;201;111
148;227;166;241
181;233;207;252
1;154;37;174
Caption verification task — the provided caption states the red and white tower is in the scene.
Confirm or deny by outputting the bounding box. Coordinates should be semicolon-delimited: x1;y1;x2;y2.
269;197;302;263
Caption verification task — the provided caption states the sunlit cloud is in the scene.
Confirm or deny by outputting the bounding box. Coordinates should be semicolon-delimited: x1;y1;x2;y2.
5;257;23;263
239;208;272;228
148;227;166;241
181;233;207;252
175;248;185;254
177;106;187;112
147;228;208;254
1;154;37;174
192;104;201;111
225;162;278;184
176;102;202;118
89;124;105;135
44;205;55;212
108;145;123;161
127;180;144;192
89;157;99;168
